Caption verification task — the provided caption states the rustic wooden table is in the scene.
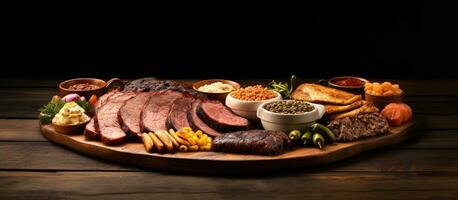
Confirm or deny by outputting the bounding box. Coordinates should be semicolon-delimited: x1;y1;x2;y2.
1;79;457;200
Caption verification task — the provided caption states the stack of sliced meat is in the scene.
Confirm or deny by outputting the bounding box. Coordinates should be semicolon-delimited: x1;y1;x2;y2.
85;80;250;145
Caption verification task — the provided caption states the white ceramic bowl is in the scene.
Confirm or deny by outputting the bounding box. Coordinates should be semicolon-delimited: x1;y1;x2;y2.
225;91;282;121
256;100;325;133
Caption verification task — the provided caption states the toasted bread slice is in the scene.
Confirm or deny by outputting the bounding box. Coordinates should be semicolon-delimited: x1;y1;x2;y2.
324;100;366;114
329;102;379;119
292;83;361;105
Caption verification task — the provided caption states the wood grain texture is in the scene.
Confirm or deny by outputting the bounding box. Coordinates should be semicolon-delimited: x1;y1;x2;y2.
1;171;458;200
0;120;46;141
3;141;458;173
37;122;417;173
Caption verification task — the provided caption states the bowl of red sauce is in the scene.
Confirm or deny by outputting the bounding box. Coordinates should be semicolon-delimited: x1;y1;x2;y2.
318;76;368;95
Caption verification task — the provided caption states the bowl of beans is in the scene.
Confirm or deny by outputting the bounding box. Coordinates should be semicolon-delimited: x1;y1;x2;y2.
256;100;325;133
59;78;124;99
225;85;282;121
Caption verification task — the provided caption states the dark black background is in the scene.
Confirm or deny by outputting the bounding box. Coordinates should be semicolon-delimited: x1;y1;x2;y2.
0;2;450;80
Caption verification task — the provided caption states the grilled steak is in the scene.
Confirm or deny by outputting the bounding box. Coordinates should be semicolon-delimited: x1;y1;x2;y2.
84;91;119;139
197;100;250;132
166;96;194;131
326;112;390;142
212;130;290;155
119;93;150;137
95;92;136;145
141;91;184;132
187;100;221;137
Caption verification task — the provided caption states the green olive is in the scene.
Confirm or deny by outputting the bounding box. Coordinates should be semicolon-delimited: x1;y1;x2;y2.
312;133;325;149
288;130;302;141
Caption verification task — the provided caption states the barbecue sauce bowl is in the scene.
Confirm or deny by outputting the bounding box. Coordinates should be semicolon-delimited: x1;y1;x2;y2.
318;76;368;95
59;78;124;99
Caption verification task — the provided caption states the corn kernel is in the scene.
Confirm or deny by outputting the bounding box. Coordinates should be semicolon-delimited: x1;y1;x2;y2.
201;134;208;140
195;130;203;136
200;145;211;151
182;127;193;132
189;145;199;151
198;138;207;146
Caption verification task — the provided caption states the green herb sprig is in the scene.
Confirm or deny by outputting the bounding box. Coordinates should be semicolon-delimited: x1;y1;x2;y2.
38;100;65;124
267;75;297;99
75;100;94;114
38;99;94;124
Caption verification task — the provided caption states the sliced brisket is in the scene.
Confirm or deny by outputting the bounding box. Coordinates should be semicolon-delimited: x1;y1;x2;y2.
84;91;119;139
119;93;151;137
95;92;136;145
326;112;390;142
197;100;250;132
95;91;118;111
141;91;184;132
212;130;290;155
187;100;221;137
166;96;194;131
84;119;98;139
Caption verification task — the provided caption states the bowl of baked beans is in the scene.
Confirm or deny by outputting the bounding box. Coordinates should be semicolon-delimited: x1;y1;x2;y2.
59;78;124;99
225;85;282;121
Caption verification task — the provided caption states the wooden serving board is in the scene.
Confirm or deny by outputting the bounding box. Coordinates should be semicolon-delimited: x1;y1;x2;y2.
40;122;418;174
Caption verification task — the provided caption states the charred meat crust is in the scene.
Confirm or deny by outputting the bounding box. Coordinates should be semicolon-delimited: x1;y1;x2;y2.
212;130;290;155
326;112;390;142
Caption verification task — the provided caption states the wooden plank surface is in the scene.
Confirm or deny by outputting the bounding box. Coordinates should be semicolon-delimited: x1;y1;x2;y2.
2;141;458;172
1;171;457;200
1;79;457;199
